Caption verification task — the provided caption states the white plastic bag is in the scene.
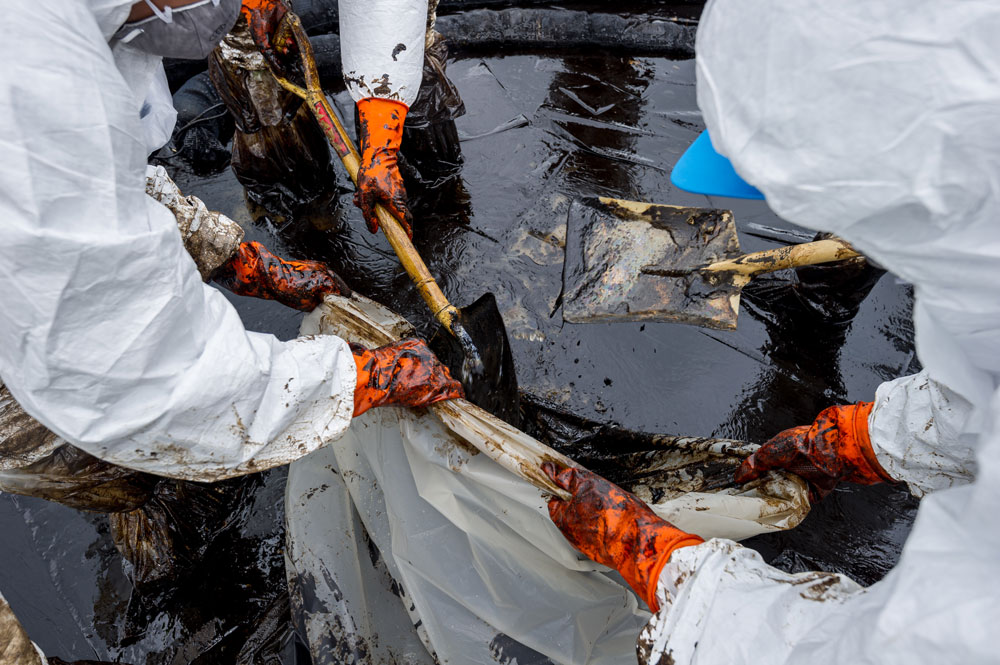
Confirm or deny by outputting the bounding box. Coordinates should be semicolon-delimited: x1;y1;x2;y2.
285;295;810;664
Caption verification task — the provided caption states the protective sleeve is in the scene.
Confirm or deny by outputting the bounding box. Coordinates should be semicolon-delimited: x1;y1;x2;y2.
638;540;862;664
869;370;977;496
638;463;999;665
338;0;429;106
0;0;356;483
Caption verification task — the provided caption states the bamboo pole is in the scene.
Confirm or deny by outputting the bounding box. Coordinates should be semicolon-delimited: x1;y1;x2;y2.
271;14;474;359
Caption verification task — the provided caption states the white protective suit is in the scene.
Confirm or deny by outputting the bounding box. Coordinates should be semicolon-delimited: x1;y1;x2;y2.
0;0;357;483
640;2;1000;663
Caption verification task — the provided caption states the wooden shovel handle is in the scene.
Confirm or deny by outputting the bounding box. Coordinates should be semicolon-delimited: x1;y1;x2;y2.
375;207;463;329
704;238;860;278
274;13;462;333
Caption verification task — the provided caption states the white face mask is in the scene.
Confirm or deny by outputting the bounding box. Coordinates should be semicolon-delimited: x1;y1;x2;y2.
113;0;242;60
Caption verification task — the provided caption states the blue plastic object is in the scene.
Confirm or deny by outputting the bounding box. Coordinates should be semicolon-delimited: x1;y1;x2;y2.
671;130;764;200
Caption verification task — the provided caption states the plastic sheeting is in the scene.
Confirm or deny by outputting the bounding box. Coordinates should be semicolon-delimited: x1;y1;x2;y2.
284;297;810;665
285;407;650;665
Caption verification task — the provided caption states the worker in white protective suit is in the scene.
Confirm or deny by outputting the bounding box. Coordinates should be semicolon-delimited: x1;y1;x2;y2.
542;1;999;663
0;0;462;658
0;0;460;486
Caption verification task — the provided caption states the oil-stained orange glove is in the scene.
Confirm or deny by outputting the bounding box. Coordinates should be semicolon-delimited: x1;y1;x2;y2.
240;0;295;72
213;241;351;311
735;402;893;499
543;464;704;612
355;98;413;238
351;339;464;417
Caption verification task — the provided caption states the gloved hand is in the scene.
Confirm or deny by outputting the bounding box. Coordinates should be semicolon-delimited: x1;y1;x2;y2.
543;464;704;612
351;339;464;417
355;98;413;238
213;241;351;311
735;402;893;499
240;0;295;72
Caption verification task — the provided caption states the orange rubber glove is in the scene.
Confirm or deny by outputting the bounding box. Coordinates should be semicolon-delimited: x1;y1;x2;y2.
351;339;464;417
355;98;414;238
735;402;893;499
543;464;704;612
213;241;351;311
240;0;295;72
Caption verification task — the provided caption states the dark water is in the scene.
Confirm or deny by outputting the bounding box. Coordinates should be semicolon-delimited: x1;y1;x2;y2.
0;53;917;663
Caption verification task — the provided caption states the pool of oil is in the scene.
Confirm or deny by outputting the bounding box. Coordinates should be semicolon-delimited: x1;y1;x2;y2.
0;51;918;663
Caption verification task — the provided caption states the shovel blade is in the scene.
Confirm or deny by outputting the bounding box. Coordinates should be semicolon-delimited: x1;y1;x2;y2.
561;197;744;330
430;292;520;426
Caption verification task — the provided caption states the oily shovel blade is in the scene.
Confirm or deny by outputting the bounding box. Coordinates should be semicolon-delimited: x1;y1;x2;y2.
561;196;744;331
430;293;520;427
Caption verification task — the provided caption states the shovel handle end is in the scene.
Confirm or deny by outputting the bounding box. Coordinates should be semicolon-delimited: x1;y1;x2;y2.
704;238;860;278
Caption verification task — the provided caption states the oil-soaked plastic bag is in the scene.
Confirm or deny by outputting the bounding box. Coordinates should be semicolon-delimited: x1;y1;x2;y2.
0;445;155;514
208;20;336;211
109;477;257;587
0;382;160;516
285;296;810;665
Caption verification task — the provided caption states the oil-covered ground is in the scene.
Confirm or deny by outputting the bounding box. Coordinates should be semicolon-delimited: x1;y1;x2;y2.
0;51;919;664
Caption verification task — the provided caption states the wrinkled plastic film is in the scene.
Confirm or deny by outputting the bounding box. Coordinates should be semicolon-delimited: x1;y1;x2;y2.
287;296;810;664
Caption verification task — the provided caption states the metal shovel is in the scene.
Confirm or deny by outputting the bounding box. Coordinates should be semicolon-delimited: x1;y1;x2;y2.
269;13;519;421
561;197;859;330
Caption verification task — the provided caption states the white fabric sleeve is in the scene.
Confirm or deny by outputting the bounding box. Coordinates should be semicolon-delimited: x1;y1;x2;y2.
339;0;429;106
639;540;862;664
640;462;998;665
135;63;178;153
0;0;355;483
869;370;977;496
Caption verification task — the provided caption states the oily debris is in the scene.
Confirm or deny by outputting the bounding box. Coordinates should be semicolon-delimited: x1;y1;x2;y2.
561;197;743;329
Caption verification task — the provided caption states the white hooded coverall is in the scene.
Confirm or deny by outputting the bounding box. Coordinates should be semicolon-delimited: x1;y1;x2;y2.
0;0;355;482
0;0;428;484
640;1;1000;663
1;0;428;658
